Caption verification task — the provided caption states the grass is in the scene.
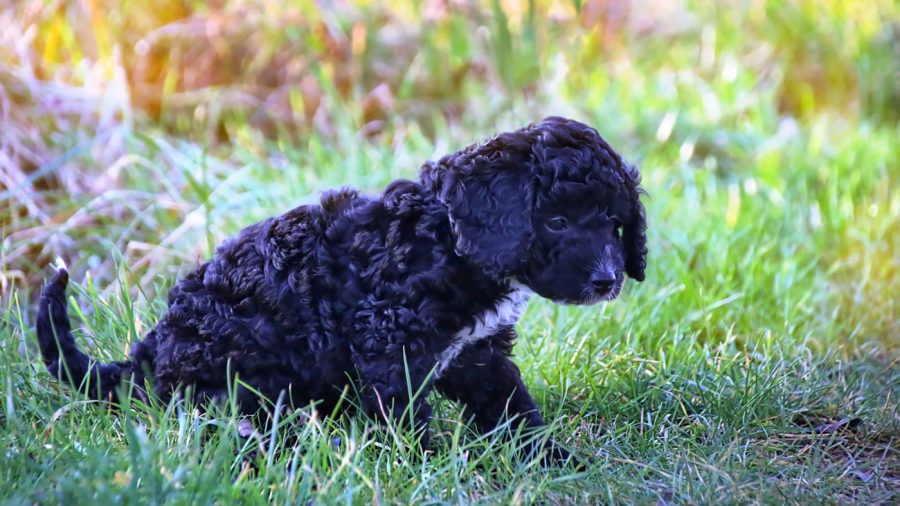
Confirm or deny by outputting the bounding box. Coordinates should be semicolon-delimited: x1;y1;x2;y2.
1;0;898;503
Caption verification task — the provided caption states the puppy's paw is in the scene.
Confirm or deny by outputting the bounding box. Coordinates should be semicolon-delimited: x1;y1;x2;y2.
534;439;588;470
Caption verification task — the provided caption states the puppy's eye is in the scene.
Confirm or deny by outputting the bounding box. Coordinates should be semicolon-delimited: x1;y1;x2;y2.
546;217;568;231
610;216;623;237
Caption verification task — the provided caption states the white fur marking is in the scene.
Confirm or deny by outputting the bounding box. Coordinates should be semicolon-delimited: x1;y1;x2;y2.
434;287;531;377
52;257;67;272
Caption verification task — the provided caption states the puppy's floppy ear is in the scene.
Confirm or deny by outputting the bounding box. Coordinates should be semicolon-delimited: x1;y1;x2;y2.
623;166;647;282
428;143;535;277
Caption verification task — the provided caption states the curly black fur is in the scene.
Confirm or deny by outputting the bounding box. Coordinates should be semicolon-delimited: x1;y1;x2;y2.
36;117;646;461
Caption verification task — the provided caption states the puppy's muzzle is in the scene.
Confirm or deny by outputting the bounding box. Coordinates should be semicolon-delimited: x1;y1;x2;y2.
590;270;616;295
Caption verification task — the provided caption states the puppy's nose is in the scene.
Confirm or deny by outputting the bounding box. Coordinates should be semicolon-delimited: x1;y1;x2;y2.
590;272;616;292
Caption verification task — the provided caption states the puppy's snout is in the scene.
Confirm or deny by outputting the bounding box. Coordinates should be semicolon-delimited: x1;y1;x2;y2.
590;271;616;293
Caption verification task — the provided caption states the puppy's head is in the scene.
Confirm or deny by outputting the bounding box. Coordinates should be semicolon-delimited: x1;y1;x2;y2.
425;116;647;305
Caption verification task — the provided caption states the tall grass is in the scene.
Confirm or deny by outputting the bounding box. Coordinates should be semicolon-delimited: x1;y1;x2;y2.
1;0;897;503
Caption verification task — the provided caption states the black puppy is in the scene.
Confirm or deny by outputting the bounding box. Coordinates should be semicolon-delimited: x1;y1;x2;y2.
37;117;646;462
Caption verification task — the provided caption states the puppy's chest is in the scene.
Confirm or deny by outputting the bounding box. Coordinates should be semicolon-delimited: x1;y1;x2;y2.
434;289;531;377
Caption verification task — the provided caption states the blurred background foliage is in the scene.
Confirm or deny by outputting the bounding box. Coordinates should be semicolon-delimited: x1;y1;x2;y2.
0;0;897;347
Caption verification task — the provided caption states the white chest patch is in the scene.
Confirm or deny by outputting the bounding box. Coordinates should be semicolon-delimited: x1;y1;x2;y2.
434;286;531;378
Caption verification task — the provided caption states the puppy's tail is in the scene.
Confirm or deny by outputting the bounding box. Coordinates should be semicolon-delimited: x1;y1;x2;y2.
36;261;132;402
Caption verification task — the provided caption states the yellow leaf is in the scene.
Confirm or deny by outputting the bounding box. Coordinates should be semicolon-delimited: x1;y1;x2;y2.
726;184;741;228
113;470;132;486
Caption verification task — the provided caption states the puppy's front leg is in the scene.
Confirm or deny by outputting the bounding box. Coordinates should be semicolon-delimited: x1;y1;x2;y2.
435;326;573;464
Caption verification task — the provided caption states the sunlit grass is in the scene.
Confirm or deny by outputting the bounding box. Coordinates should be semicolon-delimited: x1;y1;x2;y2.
1;0;897;503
